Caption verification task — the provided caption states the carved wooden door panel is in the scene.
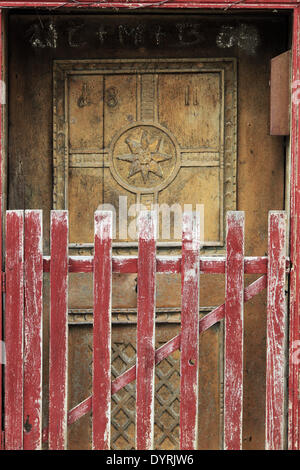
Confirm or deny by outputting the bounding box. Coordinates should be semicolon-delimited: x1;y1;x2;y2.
54;59;236;246
53;58;237;449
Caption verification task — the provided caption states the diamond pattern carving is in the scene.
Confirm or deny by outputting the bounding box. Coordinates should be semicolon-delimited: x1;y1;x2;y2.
87;340;181;449
110;341;180;450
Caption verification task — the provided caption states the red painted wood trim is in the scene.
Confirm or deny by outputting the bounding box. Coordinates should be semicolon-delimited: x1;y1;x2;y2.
43;255;286;275
136;211;156;450
180;213;200;450
5;211;24;450
224;211;244;450
265;211;287;450
93;212;112;450
23;211;43;450
0;0;297;3
49;211;68;450
42;275;267;438
289;7;300;451
0;1;296;8
0;9;3;451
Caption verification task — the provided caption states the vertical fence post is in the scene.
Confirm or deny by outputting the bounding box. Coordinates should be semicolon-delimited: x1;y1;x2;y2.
180;212;200;450
224;211;244;450
0;9;4;451
93;211;112;450
136;211;157;450
289;9;300;450
23;210;43;450
5;210;24;450
265;211;287;450
49;210;68;450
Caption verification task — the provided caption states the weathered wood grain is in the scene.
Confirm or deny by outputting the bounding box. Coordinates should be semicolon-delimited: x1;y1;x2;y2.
0;12;3;449
93;211;112;450
23;210;43;450
265;211;287;450
49;211;68;450
180;213;200;450
224;211;244;450
136;211;156;450
5;210;24;450
289;8;300;451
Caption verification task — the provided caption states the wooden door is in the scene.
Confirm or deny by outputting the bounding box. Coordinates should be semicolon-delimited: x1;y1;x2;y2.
53;57;236;449
8;13;288;449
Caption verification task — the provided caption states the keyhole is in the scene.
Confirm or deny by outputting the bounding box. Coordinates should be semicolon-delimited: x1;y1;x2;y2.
24;415;32;433
135;277;138;293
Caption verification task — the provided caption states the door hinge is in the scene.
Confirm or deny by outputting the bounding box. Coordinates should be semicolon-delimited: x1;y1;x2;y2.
2;272;5;293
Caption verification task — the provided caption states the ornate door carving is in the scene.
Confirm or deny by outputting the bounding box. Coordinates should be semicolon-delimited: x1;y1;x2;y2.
53;59;236;247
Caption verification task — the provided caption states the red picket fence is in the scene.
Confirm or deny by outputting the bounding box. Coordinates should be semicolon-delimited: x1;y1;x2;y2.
3;209;288;450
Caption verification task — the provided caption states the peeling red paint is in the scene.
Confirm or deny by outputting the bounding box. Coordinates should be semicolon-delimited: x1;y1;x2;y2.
289;8;300;452
136;212;157;450
224;212;244;450
92;212;112;450
23;211;43;450
266;212;287;450
180;213;200;450
48;211;68;450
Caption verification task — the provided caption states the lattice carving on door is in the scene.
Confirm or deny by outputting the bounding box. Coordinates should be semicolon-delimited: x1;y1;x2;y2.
107;341;180;450
110;342;136;450
154;344;180;449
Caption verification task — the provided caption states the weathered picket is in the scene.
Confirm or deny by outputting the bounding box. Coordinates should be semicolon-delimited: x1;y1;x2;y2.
2;209;288;450
49;211;68;450
265;211;287;450
5;211;24;450
224;212;244;450
93;211;112;450
135;212;157;450
180;212;200;450
23;210;43;451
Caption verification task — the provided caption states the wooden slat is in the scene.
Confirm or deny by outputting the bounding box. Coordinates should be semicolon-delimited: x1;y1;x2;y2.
224;211;244;450
0;1;296;8
93;211;112;450
42;275;267;439
0;10;3;450
136;211;156;450
23;210;43;450
180;212;200;450
270;51;291;136
5;210;24;450
289;8;300;451
49;210;68;450
42;255;284;275
265;211;287;449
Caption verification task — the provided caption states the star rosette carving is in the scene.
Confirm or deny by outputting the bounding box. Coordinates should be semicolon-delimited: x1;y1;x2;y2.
110;123;180;193
116;129;173;183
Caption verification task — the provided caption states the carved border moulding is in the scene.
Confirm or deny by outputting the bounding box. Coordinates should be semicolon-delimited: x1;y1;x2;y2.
53;59;237;251
53;62;68;210
68;306;216;325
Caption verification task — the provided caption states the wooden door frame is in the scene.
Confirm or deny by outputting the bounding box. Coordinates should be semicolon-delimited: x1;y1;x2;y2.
0;1;299;450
